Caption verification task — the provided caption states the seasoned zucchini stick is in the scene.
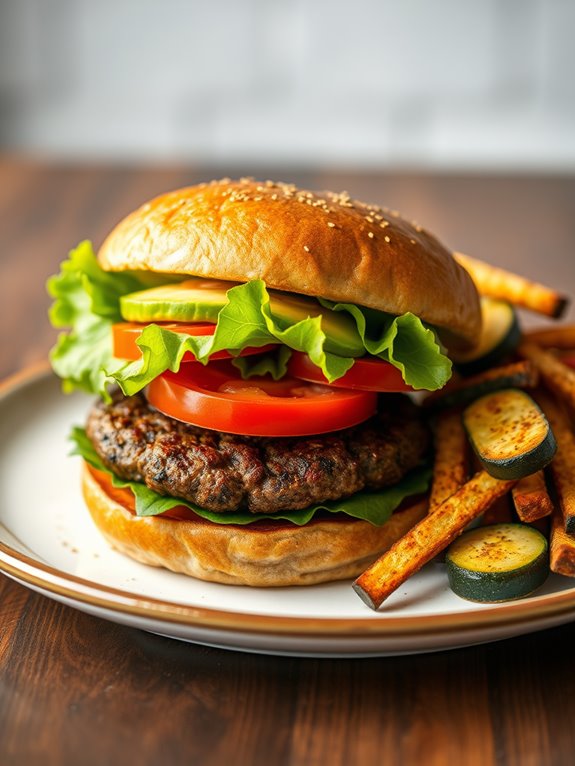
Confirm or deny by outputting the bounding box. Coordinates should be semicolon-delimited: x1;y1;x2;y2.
453;252;569;318
424;360;538;412
519;342;575;412
535;391;575;534
463;389;556;480
550;505;575;577
353;471;516;610
512;471;554;523
525;326;575;349
429;410;468;512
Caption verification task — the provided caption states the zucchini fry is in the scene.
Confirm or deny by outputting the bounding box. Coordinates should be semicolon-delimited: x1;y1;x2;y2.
429;409;468;512
353;471;516;610
512;471;554;523
550;504;575;577
453;252;569;318
424;360;538;412
463;389;556;480
446;523;548;602
519;342;575;412
525;326;575;350
535;390;575;533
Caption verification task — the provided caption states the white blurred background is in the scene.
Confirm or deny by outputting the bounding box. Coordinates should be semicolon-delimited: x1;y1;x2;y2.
1;0;574;170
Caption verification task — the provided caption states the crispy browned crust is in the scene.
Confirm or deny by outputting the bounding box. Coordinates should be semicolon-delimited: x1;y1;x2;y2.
98;179;481;347
81;461;428;587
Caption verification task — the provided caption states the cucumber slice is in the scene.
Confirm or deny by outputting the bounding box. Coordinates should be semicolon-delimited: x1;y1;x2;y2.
120;278;365;357
463;389;556;480
446;523;549;602
453;297;521;376
121;279;234;323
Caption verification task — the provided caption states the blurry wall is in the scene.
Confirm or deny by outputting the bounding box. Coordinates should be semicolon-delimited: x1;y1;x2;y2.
0;0;574;169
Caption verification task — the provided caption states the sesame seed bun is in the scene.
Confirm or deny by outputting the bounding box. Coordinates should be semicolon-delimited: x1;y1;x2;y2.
98;179;481;348
81;462;428;587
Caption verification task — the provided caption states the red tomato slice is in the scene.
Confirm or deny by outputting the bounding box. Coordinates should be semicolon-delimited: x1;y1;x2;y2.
112;322;275;362
145;359;377;436
288;351;413;392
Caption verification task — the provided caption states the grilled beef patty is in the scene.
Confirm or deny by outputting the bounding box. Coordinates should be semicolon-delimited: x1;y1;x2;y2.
86;392;429;514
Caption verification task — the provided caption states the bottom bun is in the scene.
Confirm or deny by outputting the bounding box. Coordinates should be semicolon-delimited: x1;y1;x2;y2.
81;461;427;587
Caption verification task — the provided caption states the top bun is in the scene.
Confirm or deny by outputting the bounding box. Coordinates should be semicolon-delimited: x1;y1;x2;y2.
98;178;481;346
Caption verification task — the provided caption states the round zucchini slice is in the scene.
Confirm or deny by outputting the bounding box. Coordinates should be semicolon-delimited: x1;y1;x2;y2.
453;297;521;376
446;523;548;602
462;388;557;480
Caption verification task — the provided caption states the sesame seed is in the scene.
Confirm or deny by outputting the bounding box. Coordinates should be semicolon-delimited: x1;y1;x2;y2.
384;235;391;243
327;221;336;228
410;238;416;245
368;231;374;239
303;245;310;252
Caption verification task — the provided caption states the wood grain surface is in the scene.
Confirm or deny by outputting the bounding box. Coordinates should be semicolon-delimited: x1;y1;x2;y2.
1;158;575;766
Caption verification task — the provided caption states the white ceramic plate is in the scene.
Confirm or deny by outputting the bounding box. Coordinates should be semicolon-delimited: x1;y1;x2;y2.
2;365;575;657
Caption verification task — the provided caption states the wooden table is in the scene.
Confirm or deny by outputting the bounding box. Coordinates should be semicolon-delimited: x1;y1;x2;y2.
1;159;575;766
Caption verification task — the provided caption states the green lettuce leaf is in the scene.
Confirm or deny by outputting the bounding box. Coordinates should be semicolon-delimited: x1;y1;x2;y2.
47;241;147;400
232;346;293;380
319;299;452;391
71;427;431;527
48;241;452;398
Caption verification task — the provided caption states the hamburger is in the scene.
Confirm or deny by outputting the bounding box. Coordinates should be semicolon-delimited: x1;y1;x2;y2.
48;178;481;586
